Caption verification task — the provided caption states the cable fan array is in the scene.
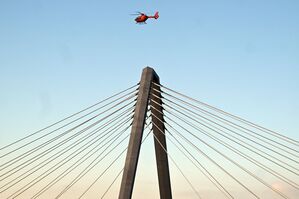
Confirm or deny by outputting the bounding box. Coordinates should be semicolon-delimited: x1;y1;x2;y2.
149;82;299;199
0;81;298;199
0;84;151;199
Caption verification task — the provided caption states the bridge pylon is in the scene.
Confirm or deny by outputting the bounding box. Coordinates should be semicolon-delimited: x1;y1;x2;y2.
118;67;172;199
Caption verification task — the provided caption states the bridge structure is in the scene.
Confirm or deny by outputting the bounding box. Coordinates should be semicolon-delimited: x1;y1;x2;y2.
0;67;298;199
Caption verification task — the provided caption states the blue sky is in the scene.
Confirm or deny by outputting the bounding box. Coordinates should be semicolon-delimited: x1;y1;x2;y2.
1;0;298;138
0;1;298;198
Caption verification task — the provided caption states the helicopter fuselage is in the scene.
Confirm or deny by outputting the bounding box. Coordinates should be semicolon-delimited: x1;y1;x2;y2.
135;15;149;23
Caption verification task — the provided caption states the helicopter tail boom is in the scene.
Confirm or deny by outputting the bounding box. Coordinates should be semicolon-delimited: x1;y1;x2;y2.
148;12;159;19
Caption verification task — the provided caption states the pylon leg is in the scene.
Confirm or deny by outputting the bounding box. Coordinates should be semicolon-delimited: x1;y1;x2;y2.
150;77;172;199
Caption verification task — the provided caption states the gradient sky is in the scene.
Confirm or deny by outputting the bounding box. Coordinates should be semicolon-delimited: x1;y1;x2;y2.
0;1;298;198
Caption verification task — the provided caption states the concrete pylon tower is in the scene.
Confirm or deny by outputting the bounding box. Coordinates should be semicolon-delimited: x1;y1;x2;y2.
118;67;172;199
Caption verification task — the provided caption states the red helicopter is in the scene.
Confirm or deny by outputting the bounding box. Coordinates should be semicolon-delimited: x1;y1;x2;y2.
131;11;159;24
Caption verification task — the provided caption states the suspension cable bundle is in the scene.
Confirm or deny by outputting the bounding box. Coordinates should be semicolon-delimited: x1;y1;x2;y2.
1;80;298;199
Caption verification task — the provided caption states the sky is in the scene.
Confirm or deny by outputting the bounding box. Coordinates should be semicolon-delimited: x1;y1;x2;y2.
0;0;299;198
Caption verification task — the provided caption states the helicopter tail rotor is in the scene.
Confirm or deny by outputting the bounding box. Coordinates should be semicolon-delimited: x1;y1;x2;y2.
154;11;159;19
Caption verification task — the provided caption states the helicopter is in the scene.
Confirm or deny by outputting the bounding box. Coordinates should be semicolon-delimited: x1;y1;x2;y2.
131;11;159;24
